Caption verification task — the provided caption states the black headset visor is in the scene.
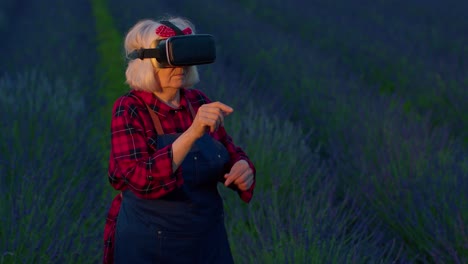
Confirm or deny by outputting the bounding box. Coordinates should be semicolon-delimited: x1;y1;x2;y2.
128;34;216;67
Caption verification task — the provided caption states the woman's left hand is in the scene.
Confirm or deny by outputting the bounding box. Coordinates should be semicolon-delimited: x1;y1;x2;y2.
224;160;254;191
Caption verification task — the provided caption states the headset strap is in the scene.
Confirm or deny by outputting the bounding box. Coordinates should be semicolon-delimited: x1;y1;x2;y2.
187;101;196;119
128;48;158;60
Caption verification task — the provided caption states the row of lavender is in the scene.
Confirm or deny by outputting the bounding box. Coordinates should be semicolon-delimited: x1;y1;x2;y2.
0;1;108;263
238;1;468;261
245;1;468;261
108;0;467;262
236;0;468;143
0;0;465;263
0;72;106;263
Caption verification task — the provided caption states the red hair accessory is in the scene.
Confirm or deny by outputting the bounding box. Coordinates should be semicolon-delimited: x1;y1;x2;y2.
155;24;192;37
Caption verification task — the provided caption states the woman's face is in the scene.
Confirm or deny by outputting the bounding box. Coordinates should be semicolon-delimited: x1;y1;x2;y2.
155;66;187;89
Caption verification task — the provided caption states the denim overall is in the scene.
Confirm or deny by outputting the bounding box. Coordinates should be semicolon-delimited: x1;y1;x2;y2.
114;99;234;264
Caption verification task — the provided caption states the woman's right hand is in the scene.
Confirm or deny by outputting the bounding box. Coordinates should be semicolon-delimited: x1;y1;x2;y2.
188;102;234;139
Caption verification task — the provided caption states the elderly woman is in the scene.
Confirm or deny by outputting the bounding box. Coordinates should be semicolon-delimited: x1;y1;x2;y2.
102;17;256;264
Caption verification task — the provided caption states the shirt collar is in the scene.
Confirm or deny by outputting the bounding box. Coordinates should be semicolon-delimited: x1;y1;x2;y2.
132;88;189;118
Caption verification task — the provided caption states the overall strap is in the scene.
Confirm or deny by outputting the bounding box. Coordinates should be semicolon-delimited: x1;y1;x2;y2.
145;104;164;135
187;100;196;120
127;93;165;136
142;93;199;135
145;93;195;136
187;91;207;120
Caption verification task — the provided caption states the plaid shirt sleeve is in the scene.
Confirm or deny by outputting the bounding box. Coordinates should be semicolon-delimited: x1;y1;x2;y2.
192;90;256;203
107;95;183;199
214;126;256;203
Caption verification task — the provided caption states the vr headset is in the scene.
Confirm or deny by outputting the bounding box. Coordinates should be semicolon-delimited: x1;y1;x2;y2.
127;20;216;68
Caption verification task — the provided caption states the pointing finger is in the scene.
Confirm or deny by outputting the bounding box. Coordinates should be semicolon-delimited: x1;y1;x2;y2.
209;102;234;115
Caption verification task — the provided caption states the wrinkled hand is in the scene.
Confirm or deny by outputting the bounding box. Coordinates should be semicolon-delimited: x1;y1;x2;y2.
188;102;233;139
224;160;254;191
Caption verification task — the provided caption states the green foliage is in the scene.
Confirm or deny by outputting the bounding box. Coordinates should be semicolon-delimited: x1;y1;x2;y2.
90;0;129;171
90;0;127;126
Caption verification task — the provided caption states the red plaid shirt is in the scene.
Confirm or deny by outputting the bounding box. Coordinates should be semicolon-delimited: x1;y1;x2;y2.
103;88;256;264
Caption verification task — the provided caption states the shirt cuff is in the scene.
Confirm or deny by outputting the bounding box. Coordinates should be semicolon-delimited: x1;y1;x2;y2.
238;181;255;203
229;158;256;203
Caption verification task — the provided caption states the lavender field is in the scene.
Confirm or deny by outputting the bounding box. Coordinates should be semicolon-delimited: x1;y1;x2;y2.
1;0;467;263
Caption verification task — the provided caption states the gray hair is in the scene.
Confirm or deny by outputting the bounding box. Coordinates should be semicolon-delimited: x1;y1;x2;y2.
124;17;200;92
